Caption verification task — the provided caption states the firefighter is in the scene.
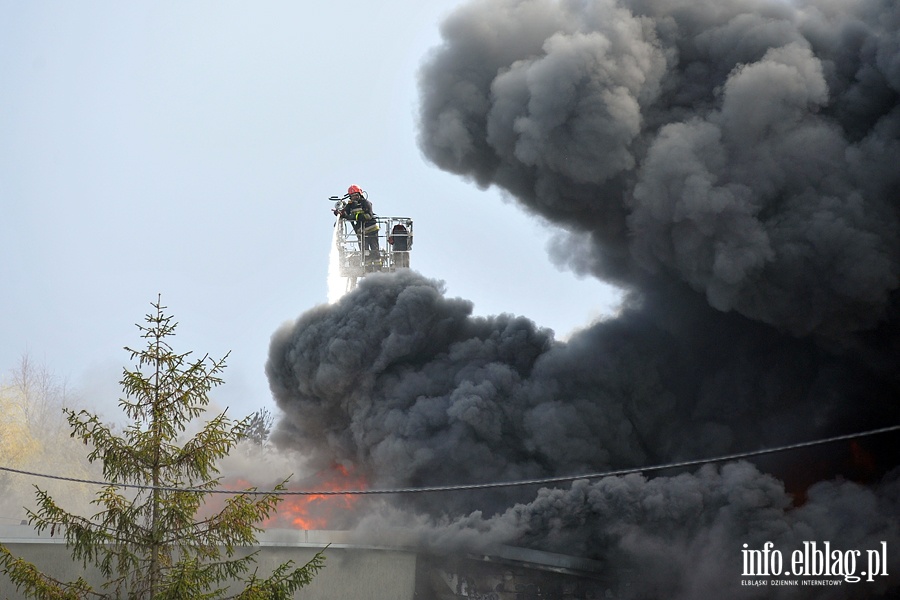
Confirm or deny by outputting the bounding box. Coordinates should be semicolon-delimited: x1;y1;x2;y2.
337;184;380;263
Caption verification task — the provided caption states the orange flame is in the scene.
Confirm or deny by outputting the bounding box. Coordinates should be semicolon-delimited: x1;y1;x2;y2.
848;440;877;478
266;463;368;530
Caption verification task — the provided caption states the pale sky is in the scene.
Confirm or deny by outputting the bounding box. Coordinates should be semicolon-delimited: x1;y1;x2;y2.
0;1;622;419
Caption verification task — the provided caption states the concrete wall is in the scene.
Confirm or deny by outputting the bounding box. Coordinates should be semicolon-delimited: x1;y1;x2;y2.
0;527;417;600
1;526;612;599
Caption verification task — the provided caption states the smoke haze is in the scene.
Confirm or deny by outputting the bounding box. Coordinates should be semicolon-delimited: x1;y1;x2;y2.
268;0;900;596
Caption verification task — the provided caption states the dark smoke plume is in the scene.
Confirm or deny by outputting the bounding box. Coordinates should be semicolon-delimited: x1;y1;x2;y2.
268;0;900;597
418;0;900;341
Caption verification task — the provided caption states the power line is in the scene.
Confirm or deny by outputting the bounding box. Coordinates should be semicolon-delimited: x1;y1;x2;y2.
0;424;897;496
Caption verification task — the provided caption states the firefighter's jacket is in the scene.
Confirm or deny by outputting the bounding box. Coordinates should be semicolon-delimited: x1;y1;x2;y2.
341;198;379;233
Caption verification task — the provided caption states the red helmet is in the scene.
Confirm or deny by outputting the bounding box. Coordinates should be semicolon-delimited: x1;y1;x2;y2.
347;184;363;196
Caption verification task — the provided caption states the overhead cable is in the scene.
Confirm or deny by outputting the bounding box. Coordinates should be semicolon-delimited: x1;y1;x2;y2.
0;424;897;496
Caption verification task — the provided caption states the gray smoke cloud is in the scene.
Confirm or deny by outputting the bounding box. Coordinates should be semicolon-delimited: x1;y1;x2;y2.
418;0;900;339
352;461;899;598
267;271;899;596
268;0;900;597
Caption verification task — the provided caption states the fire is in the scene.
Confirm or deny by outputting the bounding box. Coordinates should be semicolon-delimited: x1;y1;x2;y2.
848;440;877;478
781;440;885;507
265;463;368;530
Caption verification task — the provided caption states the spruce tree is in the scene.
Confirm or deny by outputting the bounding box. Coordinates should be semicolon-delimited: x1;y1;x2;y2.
0;297;324;598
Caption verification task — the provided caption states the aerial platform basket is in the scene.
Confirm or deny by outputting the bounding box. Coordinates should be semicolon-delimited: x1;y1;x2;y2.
330;195;413;293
